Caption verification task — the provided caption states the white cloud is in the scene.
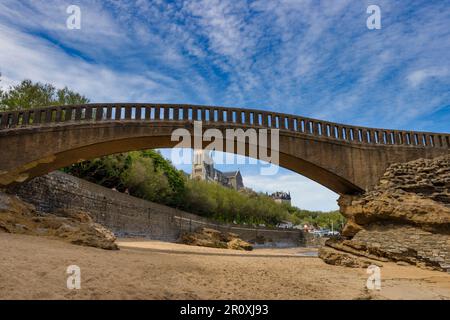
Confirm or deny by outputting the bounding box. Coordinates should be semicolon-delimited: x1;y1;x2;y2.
0;24;204;103
183;0;253;61
407;68;449;87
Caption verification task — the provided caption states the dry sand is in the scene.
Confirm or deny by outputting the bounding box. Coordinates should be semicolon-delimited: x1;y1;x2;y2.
0;233;449;300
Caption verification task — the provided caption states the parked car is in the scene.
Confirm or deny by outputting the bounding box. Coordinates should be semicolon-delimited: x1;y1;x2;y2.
311;229;329;237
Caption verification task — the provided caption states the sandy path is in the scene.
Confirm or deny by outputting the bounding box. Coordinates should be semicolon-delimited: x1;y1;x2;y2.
0;233;449;300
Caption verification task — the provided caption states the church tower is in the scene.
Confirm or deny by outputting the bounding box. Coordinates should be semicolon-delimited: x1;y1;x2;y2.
191;149;214;181
190;149;244;190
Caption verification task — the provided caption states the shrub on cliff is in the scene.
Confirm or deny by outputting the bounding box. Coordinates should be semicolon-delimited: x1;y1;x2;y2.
182;178;291;225
64;150;186;207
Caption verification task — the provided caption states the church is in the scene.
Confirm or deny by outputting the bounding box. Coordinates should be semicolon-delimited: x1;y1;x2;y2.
191;150;244;190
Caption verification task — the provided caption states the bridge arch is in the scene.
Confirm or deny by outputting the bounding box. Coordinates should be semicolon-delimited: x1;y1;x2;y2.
0;104;449;194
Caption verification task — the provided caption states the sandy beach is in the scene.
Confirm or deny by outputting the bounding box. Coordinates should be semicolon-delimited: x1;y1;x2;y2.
0;233;449;300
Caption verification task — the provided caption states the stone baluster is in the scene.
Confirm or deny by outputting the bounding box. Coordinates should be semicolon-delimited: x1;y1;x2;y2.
74;106;83;121
103;106;110;120
314;122;321;136
262;113;268;127
9;111;18;127
154;106;161;120
401;132;408;145
54;107;63;122
217;109;223;122
421;133;428;147
44;108;53;123
21;110;30;125
225;109;232;123
173;107;179;121
362;129;370;143
246;111;252;125
142;106;150;120
133;105;140;120
282;116;289;130
163;105;170;120
94;106;103;121
83;106;92;121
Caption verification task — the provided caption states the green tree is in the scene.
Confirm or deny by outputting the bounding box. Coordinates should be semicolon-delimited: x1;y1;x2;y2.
122;154;174;204
0;77;89;111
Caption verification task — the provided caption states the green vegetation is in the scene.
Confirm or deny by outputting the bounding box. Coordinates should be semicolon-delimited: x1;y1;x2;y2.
64;150;344;229
1;77;344;229
287;207;345;231
63;150;289;225
0;76;89;111
181;179;293;225
63;150;186;208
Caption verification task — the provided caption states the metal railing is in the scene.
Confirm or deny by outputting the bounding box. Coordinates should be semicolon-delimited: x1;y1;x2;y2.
0;103;449;148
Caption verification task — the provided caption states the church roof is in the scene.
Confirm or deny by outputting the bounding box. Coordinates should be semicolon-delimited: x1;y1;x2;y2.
222;170;240;178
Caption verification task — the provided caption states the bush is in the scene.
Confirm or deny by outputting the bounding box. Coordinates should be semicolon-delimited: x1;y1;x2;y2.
64;150;186;207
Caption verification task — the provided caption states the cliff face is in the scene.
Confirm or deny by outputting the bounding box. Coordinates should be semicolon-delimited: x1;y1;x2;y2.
0;191;118;250
320;155;450;272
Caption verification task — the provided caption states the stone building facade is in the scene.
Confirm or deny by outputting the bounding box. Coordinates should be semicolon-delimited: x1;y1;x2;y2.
191;150;244;190
271;191;292;205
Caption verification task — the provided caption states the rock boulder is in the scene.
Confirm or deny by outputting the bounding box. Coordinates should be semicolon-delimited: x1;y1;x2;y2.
321;155;450;272
180;227;253;251
0;192;118;250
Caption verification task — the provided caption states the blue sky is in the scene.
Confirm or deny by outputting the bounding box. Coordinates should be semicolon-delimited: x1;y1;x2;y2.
0;0;449;210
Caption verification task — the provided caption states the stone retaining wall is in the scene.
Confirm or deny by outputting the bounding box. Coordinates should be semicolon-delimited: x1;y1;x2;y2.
10;171;306;245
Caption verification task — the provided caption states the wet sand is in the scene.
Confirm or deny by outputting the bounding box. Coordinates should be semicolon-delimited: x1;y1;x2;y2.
0;233;449;300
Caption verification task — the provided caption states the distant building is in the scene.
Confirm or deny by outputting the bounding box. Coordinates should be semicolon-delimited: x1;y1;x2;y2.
191;150;244;190
270;191;291;205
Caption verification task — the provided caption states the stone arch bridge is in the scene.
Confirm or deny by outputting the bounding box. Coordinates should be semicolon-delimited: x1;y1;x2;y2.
0;104;449;194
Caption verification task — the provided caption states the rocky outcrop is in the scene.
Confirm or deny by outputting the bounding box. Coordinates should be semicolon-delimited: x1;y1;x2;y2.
0;191;118;250
318;246;382;268
340;155;450;236
180;227;253;251
321;155;450;272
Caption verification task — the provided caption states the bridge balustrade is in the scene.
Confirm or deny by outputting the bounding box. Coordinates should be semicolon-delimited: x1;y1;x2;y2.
0;104;449;149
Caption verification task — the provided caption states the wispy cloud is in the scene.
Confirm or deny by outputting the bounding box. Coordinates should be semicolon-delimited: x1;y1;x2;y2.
0;1;448;210
407;67;449;87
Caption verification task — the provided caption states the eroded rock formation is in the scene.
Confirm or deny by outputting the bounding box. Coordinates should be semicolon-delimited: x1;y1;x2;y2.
0;191;118;250
320;155;450;271
180;227;253;251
